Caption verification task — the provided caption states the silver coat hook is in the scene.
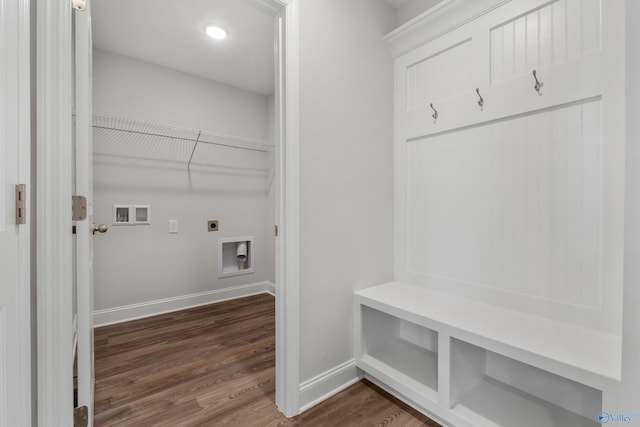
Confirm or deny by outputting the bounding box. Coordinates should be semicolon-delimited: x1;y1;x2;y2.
476;88;484;107
532;70;543;93
430;103;438;120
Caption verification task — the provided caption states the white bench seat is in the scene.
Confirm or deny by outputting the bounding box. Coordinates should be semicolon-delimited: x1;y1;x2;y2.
355;281;621;390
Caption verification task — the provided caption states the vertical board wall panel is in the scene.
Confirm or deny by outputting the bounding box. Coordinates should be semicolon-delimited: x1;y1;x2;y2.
0;308;5;427
491;0;602;84
565;104;583;305
581;0;601;56
406;99;602;309
581;101;601;306
551;1;567;65
406;39;472;111
550;107;568;303
491;28;504;84
392;0;623;334
503;22;515;81
0;40;4;234
565;0;582;60
525;6;539;75
538;6;553;68
537;111;553;299
523;110;540;298
513;17;527;78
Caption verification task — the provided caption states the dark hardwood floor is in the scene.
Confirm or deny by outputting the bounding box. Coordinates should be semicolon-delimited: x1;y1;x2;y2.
94;293;441;426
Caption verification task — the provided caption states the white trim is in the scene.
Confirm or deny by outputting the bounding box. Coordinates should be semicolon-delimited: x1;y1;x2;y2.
8;0;32;424
384;0;510;58
94;154;270;177
265;282;276;296
364;374;452;427
72;314;78;361
299;360;362;413
93;282;275;327
40;0;300;422
252;0;291;13
37;0;74;426
275;0;301;417
75;3;96;425
18;0;33;421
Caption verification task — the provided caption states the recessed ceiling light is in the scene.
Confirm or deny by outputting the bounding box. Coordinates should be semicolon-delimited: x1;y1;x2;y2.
205;25;228;40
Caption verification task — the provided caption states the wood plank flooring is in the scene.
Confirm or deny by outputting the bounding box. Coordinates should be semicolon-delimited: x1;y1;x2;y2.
94;293;441;426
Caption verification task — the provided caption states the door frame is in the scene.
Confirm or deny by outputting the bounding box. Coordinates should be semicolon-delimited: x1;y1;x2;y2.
36;0;301;425
272;0;301;416
74;0;95;424
36;1;75;427
1;0;32;424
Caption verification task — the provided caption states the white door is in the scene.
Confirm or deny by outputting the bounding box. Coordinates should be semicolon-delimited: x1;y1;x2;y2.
0;0;31;426
75;2;97;425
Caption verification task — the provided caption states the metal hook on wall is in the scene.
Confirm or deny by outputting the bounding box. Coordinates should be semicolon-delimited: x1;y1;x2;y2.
532;70;543;94
476;88;484;108
430;103;438;120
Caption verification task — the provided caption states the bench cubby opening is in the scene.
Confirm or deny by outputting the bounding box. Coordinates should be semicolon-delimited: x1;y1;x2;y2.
450;338;602;427
360;306;438;403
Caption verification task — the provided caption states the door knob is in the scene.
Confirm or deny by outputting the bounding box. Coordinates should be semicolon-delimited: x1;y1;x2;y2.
92;223;108;235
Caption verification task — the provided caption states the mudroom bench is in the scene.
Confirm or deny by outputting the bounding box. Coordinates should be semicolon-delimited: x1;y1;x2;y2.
354;282;621;427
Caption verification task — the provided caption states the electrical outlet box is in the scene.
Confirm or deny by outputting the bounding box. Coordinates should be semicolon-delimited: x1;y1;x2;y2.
208;220;219;232
169;220;178;234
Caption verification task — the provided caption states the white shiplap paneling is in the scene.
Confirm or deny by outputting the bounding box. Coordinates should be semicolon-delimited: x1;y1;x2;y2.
490;0;601;84
406;98;602;309
0;308;5;427
406;38;472;110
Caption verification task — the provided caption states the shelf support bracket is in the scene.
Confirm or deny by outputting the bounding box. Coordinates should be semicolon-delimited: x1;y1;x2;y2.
187;131;202;169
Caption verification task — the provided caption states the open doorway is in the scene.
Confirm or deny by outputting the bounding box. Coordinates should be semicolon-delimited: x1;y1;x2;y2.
37;0;296;424
89;0;278;325
82;0;282;423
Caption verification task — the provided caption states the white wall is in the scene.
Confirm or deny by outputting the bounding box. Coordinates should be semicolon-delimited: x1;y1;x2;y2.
93;162;270;311
265;94;276;283
298;0;396;383
93;49;269;141
92;50;274;313
266;93;276;145
622;0;640;413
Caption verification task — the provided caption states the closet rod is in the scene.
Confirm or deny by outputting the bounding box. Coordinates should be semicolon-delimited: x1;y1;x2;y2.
92;125;269;153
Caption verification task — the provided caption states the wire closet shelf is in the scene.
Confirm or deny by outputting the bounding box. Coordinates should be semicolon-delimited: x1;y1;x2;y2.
92;114;272;172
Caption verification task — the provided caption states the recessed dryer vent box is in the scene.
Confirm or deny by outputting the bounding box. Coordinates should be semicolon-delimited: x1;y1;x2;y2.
219;236;254;278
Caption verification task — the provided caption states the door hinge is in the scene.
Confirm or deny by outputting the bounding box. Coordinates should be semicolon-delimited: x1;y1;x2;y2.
274;225;278;237
72;196;88;221
74;406;88;427
15;184;26;225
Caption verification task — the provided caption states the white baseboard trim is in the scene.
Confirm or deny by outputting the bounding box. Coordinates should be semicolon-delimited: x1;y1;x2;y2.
265;281;276;296
364;374;452;427
299;359;362;413
94;281;275;327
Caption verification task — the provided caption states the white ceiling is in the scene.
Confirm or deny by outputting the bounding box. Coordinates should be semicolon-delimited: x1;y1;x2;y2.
91;0;275;96
384;0;413;9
